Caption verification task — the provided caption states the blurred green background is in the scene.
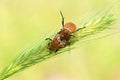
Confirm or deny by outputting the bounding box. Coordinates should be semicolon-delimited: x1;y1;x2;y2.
0;0;120;80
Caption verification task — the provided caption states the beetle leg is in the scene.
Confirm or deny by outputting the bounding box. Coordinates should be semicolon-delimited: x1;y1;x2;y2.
47;43;50;48
68;41;71;54
65;40;70;46
57;31;61;34
75;26;86;32
55;49;59;53
45;38;51;49
60;11;64;27
45;38;52;41
70;34;75;37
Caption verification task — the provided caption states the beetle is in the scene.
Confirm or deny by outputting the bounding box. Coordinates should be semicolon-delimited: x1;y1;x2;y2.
46;34;67;52
46;11;85;52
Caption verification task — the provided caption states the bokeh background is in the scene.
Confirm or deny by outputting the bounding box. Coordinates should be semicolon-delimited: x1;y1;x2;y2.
0;0;120;80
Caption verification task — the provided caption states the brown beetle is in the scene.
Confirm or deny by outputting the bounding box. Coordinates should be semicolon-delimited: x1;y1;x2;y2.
46;11;85;52
46;34;67;52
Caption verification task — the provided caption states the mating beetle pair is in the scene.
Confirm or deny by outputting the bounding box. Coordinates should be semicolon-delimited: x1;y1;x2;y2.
46;11;85;52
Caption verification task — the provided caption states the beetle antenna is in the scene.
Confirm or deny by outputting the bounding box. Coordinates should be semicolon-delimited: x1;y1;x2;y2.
68;41;71;54
60;11;64;27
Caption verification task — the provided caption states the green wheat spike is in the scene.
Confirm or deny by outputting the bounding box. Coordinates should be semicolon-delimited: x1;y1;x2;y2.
0;5;117;80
